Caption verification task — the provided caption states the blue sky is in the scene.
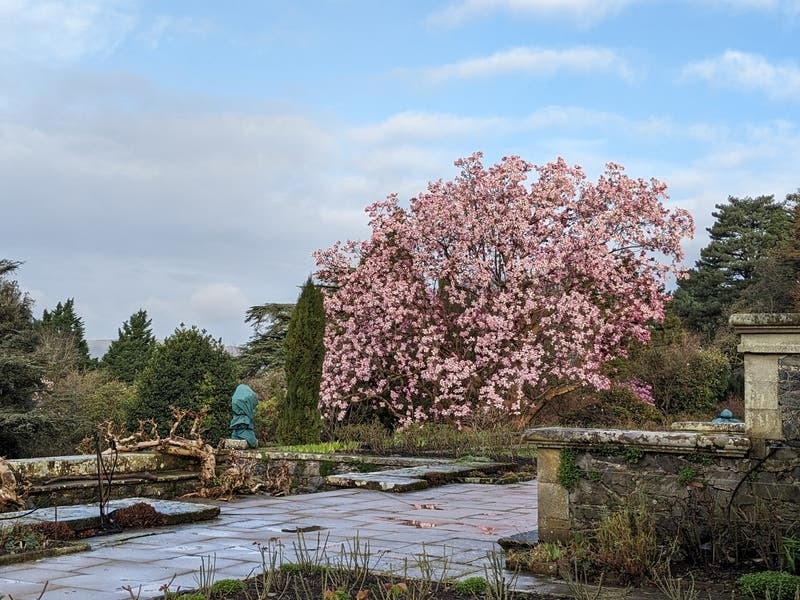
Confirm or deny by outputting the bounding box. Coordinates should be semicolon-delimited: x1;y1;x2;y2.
3;0;799;347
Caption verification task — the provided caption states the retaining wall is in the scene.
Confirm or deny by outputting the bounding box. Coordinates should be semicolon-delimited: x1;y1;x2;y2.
525;313;800;544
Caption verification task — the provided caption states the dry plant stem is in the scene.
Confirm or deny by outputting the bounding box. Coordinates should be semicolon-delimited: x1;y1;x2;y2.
484;550;518;600
565;562;609;600
251;540;291;600
193;554;216;596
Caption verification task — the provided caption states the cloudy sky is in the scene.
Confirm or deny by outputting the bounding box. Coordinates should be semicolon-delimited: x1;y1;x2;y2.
3;0;799;348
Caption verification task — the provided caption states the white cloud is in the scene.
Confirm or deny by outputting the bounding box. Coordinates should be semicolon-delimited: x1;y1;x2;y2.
427;0;638;27
0;0;135;63
682;50;800;100
140;14;213;49
690;0;800;13
421;46;632;82
190;283;250;322
350;111;507;144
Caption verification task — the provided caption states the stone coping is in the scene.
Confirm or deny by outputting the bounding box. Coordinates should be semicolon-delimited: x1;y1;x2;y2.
523;426;751;456
670;421;747;433
325;460;508;492
730;312;800;329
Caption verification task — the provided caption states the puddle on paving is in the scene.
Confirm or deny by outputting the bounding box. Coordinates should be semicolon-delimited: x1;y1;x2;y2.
410;503;442;510
386;518;438;528
280;525;325;533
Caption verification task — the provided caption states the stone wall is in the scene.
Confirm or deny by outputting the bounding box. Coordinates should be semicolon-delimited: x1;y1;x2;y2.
779;354;800;440
4;451;435;510
529;431;799;543
526;313;800;545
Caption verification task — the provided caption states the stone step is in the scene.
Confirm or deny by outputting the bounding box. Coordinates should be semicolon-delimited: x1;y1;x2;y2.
325;460;508;492
28;470;200;494
24;470;203;508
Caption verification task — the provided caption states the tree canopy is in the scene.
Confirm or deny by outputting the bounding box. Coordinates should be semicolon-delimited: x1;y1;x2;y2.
315;153;694;427
102;309;157;384
278;279;324;444
0;260;41;410
40;298;91;367
672;194;796;335
0;260;45;457
237;303;294;377
130;325;237;443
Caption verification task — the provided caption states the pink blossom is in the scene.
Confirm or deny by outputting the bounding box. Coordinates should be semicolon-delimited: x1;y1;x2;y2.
313;153;694;426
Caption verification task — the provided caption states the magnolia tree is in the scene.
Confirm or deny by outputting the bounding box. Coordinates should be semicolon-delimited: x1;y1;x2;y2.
314;153;694;427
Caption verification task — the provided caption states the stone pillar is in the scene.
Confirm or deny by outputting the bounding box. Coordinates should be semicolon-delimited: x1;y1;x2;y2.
731;313;800;442
535;448;571;542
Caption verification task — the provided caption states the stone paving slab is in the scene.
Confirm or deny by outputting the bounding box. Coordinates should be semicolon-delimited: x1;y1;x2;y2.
0;480;662;599
326;460;509;491
2;497;220;532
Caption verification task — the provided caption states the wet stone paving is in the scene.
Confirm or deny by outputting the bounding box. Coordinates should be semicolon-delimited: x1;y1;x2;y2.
0;480;575;599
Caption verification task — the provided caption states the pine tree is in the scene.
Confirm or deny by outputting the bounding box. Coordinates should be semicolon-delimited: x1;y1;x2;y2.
40;298;91;366
672;194;794;336
102;309;157;384
277;278;325;445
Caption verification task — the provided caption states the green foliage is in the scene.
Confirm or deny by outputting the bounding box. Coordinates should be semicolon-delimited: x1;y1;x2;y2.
673;194;795;337
627;315;730;414
0;259;42;413
0;260;46;457
237;303;294;377
784;537;800;574
269;441;359;454
130;325;237;444
333;421;534;460
245;370;286;445
1;524;45;554
102;309;157;384
677;466;699;486
592;495;660;584
24;370;135;456
558;448;580;490
736;571;800;599
453;576;487;596
39;298;91;367
278;278;325;445
209;577;246;595
556;384;665;430
0;412;59;458
623;447;644;464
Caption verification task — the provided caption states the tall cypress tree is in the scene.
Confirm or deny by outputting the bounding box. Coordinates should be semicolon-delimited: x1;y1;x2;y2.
277;278;325;445
102;309;157;384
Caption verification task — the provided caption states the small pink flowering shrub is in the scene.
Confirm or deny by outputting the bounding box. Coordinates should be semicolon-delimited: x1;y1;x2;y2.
315;153;694;427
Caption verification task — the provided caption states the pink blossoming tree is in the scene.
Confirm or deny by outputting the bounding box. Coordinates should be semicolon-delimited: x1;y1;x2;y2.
314;153;694;427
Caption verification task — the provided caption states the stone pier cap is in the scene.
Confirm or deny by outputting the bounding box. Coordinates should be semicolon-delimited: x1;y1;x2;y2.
730;312;800;352
523;426;750;457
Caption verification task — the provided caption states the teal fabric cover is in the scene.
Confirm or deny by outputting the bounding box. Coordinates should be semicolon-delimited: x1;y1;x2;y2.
230;383;258;448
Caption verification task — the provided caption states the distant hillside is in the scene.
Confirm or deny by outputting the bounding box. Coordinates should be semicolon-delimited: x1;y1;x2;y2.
88;339;241;359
